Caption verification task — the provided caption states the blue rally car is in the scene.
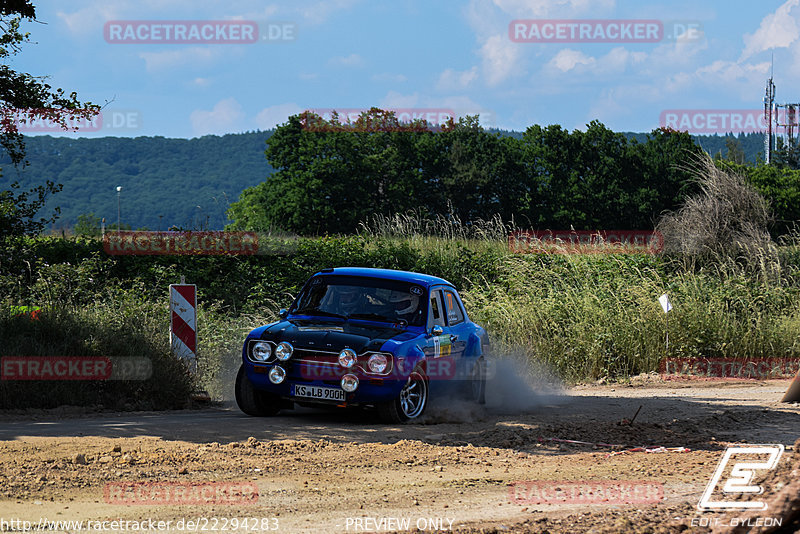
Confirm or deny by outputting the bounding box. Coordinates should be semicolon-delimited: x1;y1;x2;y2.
235;267;490;422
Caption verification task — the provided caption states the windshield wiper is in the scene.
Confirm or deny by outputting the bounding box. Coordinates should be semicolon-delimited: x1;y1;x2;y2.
348;312;392;322
292;308;347;319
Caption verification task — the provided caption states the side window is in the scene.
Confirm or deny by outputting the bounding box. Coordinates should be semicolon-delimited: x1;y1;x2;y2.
443;290;464;325
429;290;445;327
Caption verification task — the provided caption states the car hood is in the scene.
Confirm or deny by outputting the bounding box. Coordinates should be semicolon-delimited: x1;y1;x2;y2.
257;319;413;354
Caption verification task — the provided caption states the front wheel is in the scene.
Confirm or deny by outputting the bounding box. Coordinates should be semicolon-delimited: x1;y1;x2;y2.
378;367;428;423
235;365;284;416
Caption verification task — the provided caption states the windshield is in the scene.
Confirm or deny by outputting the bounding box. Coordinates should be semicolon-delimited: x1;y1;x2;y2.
290;275;426;326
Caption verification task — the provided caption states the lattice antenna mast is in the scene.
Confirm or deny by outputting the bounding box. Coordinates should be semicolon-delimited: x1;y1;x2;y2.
765;56;775;164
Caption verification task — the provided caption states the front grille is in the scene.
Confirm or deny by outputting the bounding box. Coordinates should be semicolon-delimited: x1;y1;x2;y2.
293;348;339;366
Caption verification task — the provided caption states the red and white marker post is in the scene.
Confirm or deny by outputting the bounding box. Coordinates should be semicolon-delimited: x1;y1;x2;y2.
169;283;197;373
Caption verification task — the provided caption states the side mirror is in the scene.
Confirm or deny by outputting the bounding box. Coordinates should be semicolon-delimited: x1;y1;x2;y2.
431;325;443;336
279;308;288;319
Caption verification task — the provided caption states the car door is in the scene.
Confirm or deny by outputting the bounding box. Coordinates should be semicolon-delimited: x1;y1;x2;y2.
423;287;465;384
440;287;469;360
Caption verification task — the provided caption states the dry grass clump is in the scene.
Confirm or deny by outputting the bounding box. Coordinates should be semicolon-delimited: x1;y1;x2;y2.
656;155;779;279
360;208;512;243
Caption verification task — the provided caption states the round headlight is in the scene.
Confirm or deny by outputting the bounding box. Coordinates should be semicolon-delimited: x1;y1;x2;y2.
341;374;359;392
367;353;388;374
338;348;357;368
252;341;272;362
269;366;286;384
275;342;294;361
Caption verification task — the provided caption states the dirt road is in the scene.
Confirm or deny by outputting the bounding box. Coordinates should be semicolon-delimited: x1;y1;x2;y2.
0;375;797;534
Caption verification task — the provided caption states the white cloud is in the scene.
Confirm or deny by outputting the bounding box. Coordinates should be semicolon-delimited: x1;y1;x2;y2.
602;47;647;72
236;5;280;20
190;98;246;136
328;53;365;68
696;59;770;84
298;0;361;25
549;49;596;71
193;77;212;87
372;73;408;83
57;4;123;35
741;0;800;61
254;103;303;130
139;47;224;72
436;67;478;91
491;0;615;17
380;91;420;108
545;47;645;74
479;34;522;86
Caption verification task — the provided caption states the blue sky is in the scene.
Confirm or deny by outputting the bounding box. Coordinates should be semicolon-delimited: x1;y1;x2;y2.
11;0;799;138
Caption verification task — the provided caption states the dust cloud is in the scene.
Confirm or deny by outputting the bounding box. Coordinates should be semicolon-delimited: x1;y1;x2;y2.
423;352;568;423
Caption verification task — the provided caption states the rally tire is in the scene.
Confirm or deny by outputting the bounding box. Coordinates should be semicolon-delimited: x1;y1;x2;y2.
378;367;429;423
235;365;282;416
469;357;487;405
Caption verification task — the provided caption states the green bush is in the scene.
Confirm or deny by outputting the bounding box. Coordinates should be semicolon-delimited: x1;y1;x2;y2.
0;292;192;409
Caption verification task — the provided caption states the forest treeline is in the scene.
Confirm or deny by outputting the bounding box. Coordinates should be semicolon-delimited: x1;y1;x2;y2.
228;110;799;235
0;114;794;234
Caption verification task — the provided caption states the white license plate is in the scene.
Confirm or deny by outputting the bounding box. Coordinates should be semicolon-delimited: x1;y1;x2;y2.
292;384;346;402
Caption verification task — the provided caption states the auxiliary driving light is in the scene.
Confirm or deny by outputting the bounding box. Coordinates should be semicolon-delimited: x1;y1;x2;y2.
367;353;388;374
340;374;359;392
338;348;357;368
252;341;272;362
268;366;286;384
275;341;294;361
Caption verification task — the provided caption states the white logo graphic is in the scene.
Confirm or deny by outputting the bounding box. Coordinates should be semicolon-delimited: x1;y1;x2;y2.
698;444;784;510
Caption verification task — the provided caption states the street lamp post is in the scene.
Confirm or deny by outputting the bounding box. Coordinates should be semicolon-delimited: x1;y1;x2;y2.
116;186;122;234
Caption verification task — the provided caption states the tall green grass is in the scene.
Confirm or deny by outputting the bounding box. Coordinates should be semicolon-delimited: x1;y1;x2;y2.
4;220;800;409
462;252;800;381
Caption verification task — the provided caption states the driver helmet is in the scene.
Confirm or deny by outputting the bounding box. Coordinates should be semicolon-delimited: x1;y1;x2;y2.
337;286;361;313
389;292;419;315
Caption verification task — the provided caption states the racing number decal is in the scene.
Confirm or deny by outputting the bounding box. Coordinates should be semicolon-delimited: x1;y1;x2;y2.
445;292;458;324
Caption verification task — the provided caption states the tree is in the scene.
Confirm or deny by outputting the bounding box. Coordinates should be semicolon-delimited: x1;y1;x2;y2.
742;163;800;236
424;115;528;223
0;0;99;236
229;109;437;235
628;127;704;227
772;136;800;170
520;123;584;228
74;212;101;236
725;137;746;165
